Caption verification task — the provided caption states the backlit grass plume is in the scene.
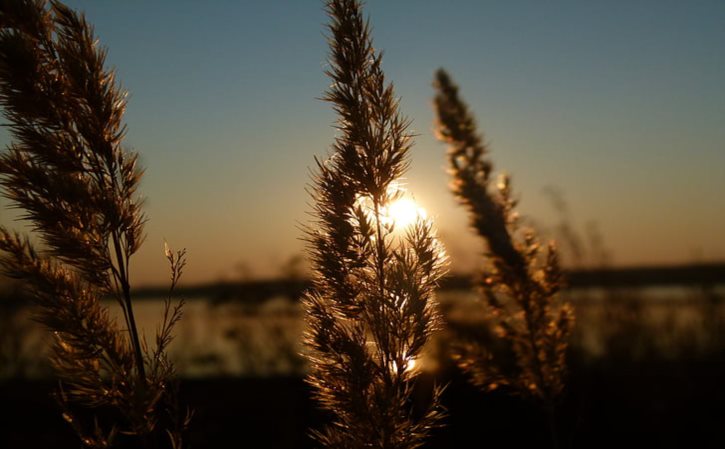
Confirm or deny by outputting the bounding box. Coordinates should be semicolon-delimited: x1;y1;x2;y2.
0;1;189;447
303;1;447;447
433;69;573;412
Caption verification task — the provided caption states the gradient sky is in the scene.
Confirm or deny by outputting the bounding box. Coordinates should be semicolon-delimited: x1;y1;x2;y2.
1;1;724;285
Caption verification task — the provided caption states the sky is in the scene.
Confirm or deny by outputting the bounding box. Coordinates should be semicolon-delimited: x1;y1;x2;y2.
0;0;724;285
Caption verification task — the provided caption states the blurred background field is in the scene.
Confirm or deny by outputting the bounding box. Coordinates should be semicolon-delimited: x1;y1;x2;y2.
2;263;724;448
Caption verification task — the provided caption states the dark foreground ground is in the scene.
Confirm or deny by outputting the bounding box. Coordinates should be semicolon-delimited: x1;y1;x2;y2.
2;355;724;449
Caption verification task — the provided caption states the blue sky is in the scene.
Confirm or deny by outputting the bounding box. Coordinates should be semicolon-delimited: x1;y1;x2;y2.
1;1;724;284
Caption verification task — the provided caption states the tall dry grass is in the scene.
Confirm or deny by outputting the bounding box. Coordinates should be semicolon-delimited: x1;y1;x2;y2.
0;1;189;447
303;1;447;447
433;69;574;447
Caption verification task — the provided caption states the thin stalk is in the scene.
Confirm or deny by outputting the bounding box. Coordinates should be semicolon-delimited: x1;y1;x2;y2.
522;291;559;449
373;201;390;364
522;295;548;395
111;231;145;381
373;200;392;448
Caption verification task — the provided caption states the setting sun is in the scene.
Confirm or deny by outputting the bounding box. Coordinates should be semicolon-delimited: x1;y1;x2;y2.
386;197;427;229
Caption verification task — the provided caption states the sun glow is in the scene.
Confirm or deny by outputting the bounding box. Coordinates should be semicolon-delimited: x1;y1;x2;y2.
352;182;428;231
391;357;419;375
405;358;417;372
384;197;427;230
386;198;426;228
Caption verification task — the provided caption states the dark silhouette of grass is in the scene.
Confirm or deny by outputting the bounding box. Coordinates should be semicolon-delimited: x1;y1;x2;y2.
0;1;189;447
433;69;574;448
302;1;447;447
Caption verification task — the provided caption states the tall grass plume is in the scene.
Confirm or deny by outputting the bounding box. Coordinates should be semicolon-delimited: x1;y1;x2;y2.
433;68;574;445
303;1;447;447
0;1;189;447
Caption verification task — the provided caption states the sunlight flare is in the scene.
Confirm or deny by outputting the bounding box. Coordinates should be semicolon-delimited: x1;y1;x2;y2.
386;197;427;229
352;188;428;232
